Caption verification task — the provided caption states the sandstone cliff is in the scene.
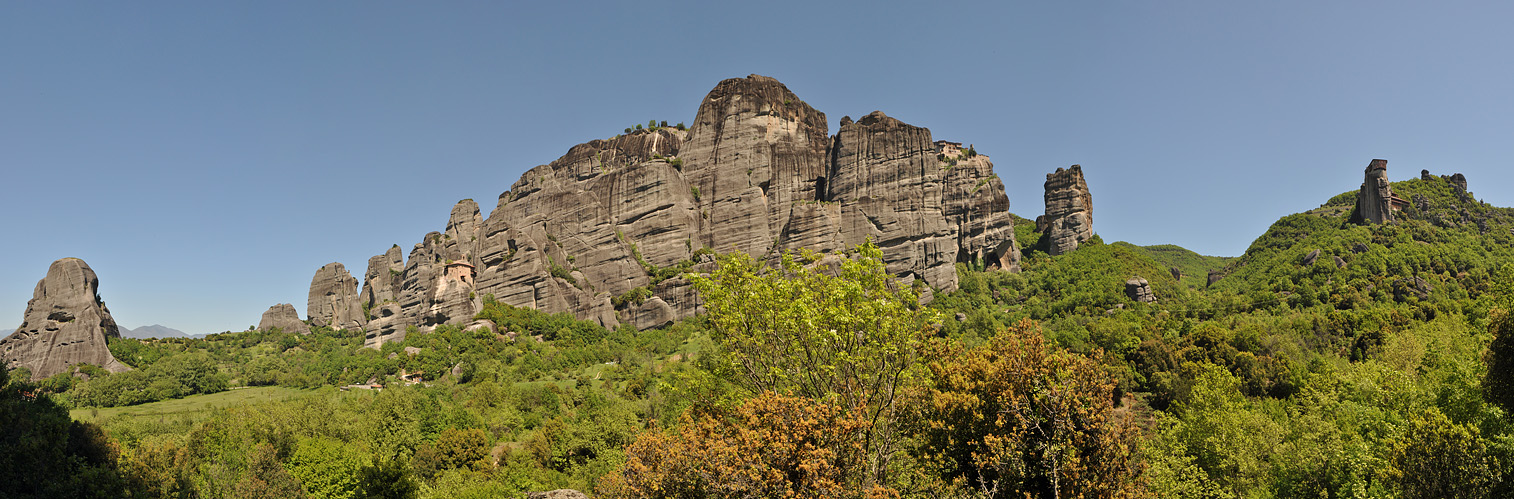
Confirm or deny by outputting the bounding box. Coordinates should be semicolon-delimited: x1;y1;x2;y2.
328;75;1021;347
1;258;130;380
1040;165;1094;255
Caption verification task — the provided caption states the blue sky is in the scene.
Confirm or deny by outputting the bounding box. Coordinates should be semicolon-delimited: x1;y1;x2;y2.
4;1;1512;334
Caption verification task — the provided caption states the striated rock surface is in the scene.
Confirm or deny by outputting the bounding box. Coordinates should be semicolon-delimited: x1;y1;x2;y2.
334;75;1021;341
361;245;405;312
1;258;130;380
1125;277;1156;303
1041;165;1093;255
1357;159;1400;224
308;263;365;330
258;303;310;335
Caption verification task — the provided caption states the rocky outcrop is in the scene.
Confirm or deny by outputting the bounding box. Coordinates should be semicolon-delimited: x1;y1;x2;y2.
308;263;365;330
334;75;1021;342
1;258;130;380
1040;165;1093;255
257;303;310;335
1207;271;1224;287
1125;277;1155;303
1357;159;1404;224
1303;249;1321;266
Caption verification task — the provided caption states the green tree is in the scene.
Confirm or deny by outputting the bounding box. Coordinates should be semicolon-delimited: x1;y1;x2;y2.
909;321;1145;498
287;437;365;499
1483;308;1514;415
1384;410;1498;499
690;243;941;482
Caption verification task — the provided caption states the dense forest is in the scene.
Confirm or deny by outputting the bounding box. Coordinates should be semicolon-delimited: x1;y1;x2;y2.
5;173;1514;498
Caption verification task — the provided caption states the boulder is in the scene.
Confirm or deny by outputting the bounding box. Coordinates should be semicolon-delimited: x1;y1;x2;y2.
1125;277;1156;303
1041;165;1093;255
1;258;131;380
1170;267;1182;281
1303;249;1320;266
308;262;365;330
1207;271;1223;287
1353;242;1370;253
1333;256;1347;269
258;303;310;335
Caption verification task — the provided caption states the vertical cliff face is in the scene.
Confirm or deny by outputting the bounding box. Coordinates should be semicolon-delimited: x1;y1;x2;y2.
1041;165;1094;255
326;75;1021;347
307;263;364;330
1;258;130;379
1357;159;1398;224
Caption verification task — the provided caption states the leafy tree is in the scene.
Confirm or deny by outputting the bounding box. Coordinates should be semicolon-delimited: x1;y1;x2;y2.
601;391;895;498
287;437;366;499
1484;308;1514;414
1384;410;1498;499
909;320;1145;498
235;443;306;498
414;427;490;479
690;243;941;481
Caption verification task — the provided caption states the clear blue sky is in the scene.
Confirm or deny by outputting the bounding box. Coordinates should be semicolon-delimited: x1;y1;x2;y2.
5;1;1512;334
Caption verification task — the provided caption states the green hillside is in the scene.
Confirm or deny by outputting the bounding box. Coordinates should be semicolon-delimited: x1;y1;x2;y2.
6;174;1514;498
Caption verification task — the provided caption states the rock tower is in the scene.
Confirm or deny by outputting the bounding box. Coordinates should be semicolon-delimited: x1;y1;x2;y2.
1039;165;1094;255
1;258;131;380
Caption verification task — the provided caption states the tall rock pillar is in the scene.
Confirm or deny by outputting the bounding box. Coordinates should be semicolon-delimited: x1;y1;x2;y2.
1357;159;1399;224
1039;165;1094;255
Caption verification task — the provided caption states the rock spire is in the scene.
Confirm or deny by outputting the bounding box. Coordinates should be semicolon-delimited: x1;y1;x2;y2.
1039;165;1094;255
1;258;131;380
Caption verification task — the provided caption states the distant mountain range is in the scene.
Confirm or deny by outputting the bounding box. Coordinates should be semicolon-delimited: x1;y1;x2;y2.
0;328;12;337
119;324;189;339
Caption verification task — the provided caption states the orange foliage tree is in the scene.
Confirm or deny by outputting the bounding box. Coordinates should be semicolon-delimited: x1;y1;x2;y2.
599;391;898;498
909;320;1145;499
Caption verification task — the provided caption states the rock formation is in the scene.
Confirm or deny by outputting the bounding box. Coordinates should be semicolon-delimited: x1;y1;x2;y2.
307;263;364;330
1357;159;1407;224
1;258;130;380
332;75;1020;345
1040;165;1093;255
1125;277;1155;303
1303;249;1320;266
257;303;310;335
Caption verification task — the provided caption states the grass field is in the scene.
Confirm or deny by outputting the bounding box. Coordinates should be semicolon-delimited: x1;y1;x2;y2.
69;385;309;423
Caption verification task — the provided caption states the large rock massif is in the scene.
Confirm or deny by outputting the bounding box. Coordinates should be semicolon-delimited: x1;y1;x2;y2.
1039;165;1094;255
312;75;1022;348
1;258;131;380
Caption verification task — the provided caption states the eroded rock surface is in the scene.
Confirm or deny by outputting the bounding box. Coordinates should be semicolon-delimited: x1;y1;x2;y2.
1041;165;1093;255
331;75;1021;343
1;258;130;379
308;263;365;330
1125;277;1156;303
258;303;310;335
1357;159;1403;224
